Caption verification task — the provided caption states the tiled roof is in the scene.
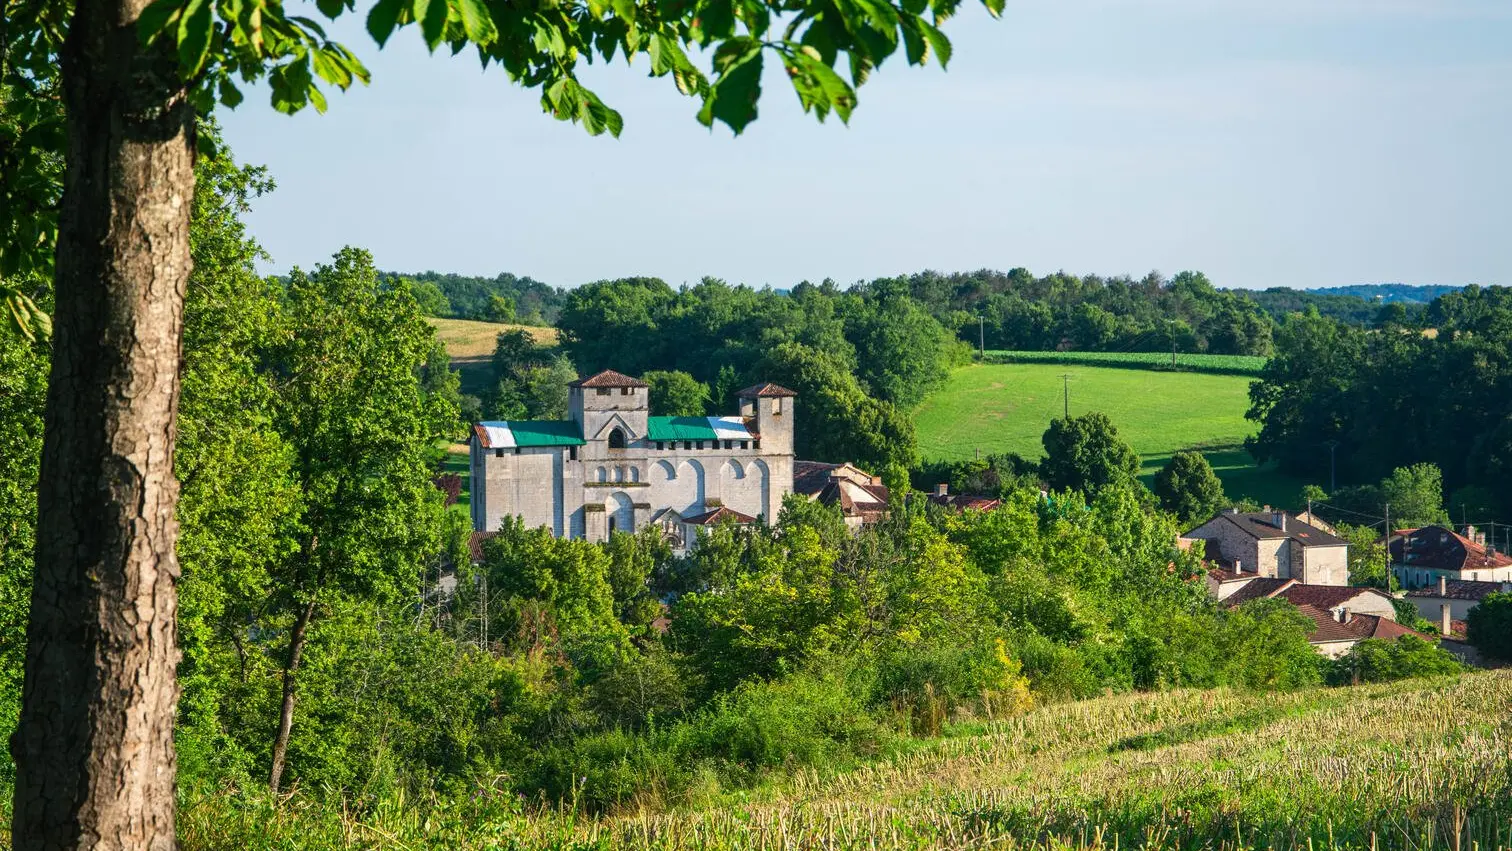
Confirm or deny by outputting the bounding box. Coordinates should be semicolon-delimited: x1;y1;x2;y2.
1406;578;1511;601
682;506;757;526
570;369;648;388
1275;584;1392;611
928;494;1002;512
793;461;889;519
1222;577;1295;605
1295;604;1433;645
468;531;496;563
1388;525;1512;573
737;382;798;398
475;420;585;448
1216;512;1347;548
1296;604;1363;643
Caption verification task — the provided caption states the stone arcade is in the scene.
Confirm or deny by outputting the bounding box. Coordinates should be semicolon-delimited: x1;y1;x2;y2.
470;370;796;546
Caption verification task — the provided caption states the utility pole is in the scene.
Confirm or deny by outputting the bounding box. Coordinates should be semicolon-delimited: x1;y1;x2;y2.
1324;440;1339;494
1170;320;1177;368
1060;373;1072;419
1384;502;1392;589
978;315;985;361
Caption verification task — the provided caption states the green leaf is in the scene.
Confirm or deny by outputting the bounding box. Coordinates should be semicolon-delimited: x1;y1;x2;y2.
899;16;925;65
577;85;624;137
456;0;497;44
315;0;346;19
137;0;185;46
917;17;951;66
696;43;762;135
310;48;352;87
176;0;214;77
782;49;855;123
366;0;404;46
980;0;1004;17
218;75;245;107
417;0;448;49
692;0;733;43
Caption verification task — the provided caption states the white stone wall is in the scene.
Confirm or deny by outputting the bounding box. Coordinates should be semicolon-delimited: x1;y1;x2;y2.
1406;595;1483;623
1303;545;1349;586
1185;517;1271;576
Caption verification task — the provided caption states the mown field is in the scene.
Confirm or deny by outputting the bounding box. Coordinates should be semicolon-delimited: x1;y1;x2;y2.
984;350;1267;376
914;363;1304;507
427;317;558;397
177;671;1512;850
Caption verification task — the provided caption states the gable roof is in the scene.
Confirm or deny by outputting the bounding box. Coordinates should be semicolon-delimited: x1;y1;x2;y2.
1275;584;1393;611
1406;578;1511;601
1222;577;1296;605
570;369;648;389
1388;525;1512;573
1296;604;1433;646
1204;511;1347;548
928;493;1002;512
475;420;585;448
682;506;757;526
737;382;797;398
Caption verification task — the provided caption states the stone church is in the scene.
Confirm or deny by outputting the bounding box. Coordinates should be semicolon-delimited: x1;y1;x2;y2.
469;369;796;545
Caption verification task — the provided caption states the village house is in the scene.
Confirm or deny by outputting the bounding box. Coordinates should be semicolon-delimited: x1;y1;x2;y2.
1404;576;1512;635
793;461;891;528
1293;604;1431;659
469;370;796;544
1389;525;1512;589
1180;508;1349;586
925;484;1002;512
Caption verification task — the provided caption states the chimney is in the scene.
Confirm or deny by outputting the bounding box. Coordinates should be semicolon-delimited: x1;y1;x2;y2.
1274;512;1286;531
1439;575;1447;596
1338;607;1350;623
934;483;948;497
1263;504;1271;513
1441;603;1452;636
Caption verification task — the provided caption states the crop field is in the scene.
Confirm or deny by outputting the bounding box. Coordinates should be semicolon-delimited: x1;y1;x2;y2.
179;671;1512;850
915;363;1304;506
984;350;1268;376
427;317;559;397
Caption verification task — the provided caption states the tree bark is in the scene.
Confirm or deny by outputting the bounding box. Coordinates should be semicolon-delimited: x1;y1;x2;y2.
268;599;318;795
8;0;194;844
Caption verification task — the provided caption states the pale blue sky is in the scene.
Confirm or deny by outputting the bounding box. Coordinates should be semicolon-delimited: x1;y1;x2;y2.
219;0;1512;291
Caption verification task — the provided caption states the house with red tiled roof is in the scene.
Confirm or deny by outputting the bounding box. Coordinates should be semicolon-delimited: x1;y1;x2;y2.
1294;604;1434;659
1389;525;1512;589
1218;578;1397;622
924;484;1001;513
793;461;890;528
1403;575;1512;636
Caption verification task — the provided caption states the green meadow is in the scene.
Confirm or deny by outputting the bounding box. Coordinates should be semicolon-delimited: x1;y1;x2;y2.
914;363;1307;507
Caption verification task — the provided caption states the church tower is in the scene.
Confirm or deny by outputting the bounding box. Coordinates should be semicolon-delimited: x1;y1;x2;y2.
568;370;650;447
737;382;797;455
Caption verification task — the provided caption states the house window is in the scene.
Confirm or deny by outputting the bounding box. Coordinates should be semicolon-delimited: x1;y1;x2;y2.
596;388;611;396
609;428;627;450
569;446;578;461
696;440;704;450
684;441;693;450
773;397;783;416
608;516;617;534
495;448;505;458
621;387;631;396
723;440;732;450
514;447;521;455
655;441;664;451
753;439;761;451
739;440;748;450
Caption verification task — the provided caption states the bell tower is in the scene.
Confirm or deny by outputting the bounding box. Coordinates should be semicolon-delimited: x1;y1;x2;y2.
737;382;797;455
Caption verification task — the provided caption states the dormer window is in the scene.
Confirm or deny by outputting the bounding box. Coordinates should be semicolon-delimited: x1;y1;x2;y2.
609;428;627;450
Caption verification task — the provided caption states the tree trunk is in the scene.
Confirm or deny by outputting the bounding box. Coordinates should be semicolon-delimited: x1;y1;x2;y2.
268;599;318;794
7;0;194;844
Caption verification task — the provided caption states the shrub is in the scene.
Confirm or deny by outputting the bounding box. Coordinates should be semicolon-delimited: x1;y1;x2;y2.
1326;636;1463;685
1466;592;1512;661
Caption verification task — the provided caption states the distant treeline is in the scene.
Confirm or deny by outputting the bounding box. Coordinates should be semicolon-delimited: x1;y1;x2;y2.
380;270;567;325
1313;283;1464;304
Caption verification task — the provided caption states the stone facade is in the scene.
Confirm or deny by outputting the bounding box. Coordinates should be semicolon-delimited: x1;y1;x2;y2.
470;371;796;543
1181;510;1348;585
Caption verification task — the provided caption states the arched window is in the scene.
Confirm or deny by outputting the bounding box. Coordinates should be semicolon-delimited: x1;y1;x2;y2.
608;427;627;450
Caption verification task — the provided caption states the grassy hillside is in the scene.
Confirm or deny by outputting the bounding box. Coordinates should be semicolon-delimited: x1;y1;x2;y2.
985;350;1266;376
914;363;1304;506
179;671;1512;850
426;317;559;398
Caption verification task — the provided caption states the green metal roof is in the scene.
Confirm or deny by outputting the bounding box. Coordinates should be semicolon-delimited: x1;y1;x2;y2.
477;420;584;447
646;416;720;441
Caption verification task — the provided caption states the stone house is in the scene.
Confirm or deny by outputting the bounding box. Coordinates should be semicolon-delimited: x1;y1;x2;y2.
793;461;890;528
1389;525;1512;589
1294;604;1431;659
1404;576;1512;635
469;370;795;542
1181;508;1349;586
